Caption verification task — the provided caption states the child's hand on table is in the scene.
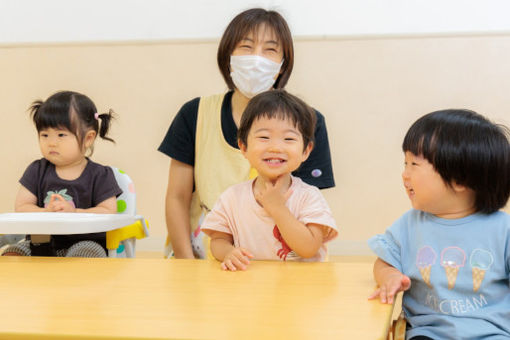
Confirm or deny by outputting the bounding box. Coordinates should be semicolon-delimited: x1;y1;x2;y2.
368;272;411;304
222;247;254;271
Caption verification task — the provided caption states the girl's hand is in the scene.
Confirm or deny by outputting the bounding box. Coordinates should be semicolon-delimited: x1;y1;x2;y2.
255;176;292;212
368;273;411;304
221;247;254;271
46;194;76;212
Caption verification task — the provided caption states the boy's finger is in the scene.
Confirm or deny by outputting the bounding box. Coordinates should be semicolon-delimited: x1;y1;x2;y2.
240;248;254;258
284;188;293;200
224;260;236;271
401;276;412;291
379;286;387;303
232;257;247;270
367;288;380;300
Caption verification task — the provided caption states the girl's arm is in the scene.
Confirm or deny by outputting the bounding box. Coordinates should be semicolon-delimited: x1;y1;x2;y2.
76;196;117;214
165;159;195;259
368;258;411;304
15;185;46;212
208;230;253;271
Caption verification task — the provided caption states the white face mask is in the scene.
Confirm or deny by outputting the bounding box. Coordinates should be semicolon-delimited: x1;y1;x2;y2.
230;55;283;98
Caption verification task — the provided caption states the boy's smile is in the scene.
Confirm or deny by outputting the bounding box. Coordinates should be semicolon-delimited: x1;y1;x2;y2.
402;151;475;218
240;117;312;182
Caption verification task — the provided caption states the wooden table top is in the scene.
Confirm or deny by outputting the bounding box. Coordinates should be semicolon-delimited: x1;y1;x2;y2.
0;257;392;339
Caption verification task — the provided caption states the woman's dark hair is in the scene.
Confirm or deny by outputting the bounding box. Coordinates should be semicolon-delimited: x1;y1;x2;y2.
403;109;510;213
29;91;115;156
217;8;294;90
238;89;315;151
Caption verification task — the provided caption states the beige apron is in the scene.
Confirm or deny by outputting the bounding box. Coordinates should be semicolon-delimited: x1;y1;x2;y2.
166;93;257;258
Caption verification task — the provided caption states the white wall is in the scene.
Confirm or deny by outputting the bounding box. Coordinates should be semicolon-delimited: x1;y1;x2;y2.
1;0;510;44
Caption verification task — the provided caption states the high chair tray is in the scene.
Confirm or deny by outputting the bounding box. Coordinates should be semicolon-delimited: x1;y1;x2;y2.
0;212;143;234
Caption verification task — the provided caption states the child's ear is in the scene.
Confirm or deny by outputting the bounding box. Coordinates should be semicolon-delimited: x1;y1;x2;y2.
238;140;247;155
84;130;97;149
451;181;468;193
301;142;314;162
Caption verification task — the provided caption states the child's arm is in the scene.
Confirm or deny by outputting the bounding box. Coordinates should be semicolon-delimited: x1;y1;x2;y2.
42;194;117;214
368;258;411;304
256;178;324;258
15;186;46;212
208;230;254;271
76;196;117;214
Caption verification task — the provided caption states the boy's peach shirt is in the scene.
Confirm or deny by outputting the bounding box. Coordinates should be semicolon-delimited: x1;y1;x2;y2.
202;176;338;262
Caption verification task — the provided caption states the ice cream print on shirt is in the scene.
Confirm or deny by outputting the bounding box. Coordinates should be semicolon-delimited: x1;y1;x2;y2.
440;246;466;289
416;246;495;316
43;189;75;208
416;246;437;287
469;249;494;292
415;246;494;292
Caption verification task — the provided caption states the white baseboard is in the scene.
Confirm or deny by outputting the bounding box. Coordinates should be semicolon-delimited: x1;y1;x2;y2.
135;236;373;256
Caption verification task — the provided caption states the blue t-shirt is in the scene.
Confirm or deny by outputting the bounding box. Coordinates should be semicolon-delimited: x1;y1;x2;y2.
368;209;510;340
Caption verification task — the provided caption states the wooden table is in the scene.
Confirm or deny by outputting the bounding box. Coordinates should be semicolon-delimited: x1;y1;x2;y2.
0;257;393;339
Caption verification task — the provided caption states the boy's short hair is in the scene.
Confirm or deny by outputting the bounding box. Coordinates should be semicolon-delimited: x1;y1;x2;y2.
217;8;294;90
238;90;316;151
403;109;510;213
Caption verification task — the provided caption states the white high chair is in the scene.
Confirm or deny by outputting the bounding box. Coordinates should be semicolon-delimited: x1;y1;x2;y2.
105;166;149;257
0;167;148;258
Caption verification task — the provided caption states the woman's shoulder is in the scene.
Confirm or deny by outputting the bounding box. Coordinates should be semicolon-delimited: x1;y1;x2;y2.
176;97;201;121
174;94;225;127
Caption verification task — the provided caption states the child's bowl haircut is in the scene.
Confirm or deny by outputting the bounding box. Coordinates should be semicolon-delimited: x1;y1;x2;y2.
403;109;510;213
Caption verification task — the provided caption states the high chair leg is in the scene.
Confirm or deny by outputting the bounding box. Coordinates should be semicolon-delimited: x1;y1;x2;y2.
123;238;135;258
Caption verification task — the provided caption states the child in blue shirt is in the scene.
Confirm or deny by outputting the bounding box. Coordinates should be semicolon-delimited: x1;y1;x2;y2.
368;109;510;339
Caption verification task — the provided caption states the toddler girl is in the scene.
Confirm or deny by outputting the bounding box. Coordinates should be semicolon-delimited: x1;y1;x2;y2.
368;109;510;339
3;91;122;257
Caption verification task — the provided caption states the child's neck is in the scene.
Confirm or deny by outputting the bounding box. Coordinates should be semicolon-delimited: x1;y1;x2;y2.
432;192;477;219
433;207;477;219
253;174;292;195
54;157;88;181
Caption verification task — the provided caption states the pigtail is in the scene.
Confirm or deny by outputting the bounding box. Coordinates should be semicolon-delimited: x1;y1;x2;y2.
29;99;44;125
96;109;115;143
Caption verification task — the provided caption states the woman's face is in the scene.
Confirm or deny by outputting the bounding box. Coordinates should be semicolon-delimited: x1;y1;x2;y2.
231;24;284;63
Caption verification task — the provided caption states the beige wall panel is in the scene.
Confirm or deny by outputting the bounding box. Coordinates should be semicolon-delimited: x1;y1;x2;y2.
1;35;509;254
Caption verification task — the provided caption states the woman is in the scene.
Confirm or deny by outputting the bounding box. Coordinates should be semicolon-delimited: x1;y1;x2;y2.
158;8;335;258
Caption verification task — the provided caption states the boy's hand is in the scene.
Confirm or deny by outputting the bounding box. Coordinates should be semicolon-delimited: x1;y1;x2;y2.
221;247;254;271
368;273;411;304
46;194;76;212
255;176;292;212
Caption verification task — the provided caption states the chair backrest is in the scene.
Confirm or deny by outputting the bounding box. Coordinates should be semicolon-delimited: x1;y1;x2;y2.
110;167;136;215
